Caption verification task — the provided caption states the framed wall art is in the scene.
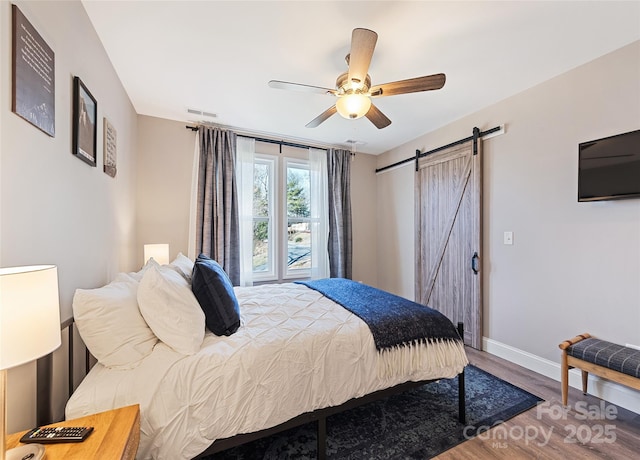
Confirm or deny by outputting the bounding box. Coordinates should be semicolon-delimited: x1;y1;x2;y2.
12;4;55;136
72;76;97;166
103;117;117;177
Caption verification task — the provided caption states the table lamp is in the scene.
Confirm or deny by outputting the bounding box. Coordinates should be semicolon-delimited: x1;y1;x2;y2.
143;244;170;266
0;265;61;460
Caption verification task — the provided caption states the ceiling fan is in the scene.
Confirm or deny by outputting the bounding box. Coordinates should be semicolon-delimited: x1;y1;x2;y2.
268;28;446;129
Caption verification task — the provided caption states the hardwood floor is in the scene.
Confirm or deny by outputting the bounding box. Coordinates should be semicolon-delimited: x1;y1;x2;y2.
434;347;640;459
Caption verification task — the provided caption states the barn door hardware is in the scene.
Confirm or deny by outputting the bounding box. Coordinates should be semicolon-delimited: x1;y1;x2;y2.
471;252;479;274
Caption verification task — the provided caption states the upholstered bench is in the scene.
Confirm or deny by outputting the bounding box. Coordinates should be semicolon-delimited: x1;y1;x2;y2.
559;333;640;406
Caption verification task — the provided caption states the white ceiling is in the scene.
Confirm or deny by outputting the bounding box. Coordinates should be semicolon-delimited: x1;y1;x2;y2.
81;1;640;155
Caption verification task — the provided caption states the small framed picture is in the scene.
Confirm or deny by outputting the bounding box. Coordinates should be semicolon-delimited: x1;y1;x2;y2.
72;76;97;166
103;117;117;177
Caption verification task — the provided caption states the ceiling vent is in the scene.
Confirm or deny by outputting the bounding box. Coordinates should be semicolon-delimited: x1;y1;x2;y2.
187;108;217;118
344;139;366;154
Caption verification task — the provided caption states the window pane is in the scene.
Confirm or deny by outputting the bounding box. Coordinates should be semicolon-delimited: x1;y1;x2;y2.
253;220;270;272
253;158;274;278
287;220;310;269
253;162;270;217
287;166;310;218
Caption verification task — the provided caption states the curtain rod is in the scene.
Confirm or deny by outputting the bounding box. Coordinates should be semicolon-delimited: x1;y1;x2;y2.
185;125;331;151
239;135;325;151
375;125;504;174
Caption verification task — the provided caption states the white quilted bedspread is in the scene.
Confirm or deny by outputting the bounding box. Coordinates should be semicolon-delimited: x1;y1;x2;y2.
66;283;467;460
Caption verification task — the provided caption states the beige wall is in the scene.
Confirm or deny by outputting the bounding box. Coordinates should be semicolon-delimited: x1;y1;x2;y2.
136;116;379;286
350;152;378;286
376;160;415;296
136;116;195;266
0;0;138;431
376;41;640;407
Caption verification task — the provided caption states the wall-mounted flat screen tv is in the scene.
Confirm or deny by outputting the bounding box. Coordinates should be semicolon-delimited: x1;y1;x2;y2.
578;129;640;202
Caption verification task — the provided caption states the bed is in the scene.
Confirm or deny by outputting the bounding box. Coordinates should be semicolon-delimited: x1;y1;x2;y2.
65;254;468;460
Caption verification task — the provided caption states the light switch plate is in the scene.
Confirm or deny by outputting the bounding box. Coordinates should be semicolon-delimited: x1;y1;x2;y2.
504;231;513;245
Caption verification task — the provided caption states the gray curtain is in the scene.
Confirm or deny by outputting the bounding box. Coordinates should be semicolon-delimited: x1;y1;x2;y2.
327;148;352;279
195;126;240;285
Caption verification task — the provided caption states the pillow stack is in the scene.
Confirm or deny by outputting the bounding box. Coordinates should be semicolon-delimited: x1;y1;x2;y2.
72;252;241;370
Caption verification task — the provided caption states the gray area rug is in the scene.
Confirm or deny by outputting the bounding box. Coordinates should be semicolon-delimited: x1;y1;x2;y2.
204;365;543;459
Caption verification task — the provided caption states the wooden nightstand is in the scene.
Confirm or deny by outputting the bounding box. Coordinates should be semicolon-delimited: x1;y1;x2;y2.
6;404;140;460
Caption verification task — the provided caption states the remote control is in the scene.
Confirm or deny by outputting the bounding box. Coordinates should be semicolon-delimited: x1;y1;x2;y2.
20;426;94;443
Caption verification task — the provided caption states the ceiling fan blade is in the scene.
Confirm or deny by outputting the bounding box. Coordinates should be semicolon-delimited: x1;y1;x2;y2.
347;28;378;89
269;80;336;96
370;73;446;97
365;103;391;129
306;105;337;128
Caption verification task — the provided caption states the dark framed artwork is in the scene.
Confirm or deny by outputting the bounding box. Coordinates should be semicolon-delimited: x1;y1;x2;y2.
12;4;55;137
72;76;97;166
103;117;117;177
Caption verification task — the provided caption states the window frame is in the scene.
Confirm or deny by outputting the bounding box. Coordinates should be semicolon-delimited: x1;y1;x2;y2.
251;155;278;282
283;157;312;280
251;149;312;283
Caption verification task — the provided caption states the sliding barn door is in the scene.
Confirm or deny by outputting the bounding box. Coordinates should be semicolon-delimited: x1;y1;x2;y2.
415;138;482;348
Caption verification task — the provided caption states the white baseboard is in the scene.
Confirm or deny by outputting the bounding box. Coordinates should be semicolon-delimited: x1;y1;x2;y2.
482;337;640;415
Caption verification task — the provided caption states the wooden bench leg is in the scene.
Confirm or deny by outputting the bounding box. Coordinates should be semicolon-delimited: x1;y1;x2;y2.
581;370;589;395
561;351;569;406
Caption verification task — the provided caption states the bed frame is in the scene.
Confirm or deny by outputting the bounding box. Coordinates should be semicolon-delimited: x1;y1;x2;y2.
197;321;467;459
40;320;466;460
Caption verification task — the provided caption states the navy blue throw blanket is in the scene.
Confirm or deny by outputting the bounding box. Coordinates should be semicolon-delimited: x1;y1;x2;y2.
296;278;461;351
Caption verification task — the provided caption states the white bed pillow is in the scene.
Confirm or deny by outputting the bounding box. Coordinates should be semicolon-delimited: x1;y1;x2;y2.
137;263;205;355
127;258;156;281
169;252;194;283
73;274;158;369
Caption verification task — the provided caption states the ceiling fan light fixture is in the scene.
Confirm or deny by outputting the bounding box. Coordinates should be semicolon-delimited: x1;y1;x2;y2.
336;93;371;119
269;28;445;129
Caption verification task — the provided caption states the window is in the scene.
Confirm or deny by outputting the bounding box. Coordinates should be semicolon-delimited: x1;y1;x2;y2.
247;146;327;283
237;139;328;285
252;157;276;279
285;159;311;277
251;154;309;282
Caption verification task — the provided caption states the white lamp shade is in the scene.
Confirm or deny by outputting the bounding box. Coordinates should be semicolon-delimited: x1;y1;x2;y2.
336;93;372;119
0;265;61;370
144;244;170;265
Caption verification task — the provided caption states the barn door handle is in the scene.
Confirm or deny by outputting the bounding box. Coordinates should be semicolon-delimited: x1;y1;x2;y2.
471;252;479;275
